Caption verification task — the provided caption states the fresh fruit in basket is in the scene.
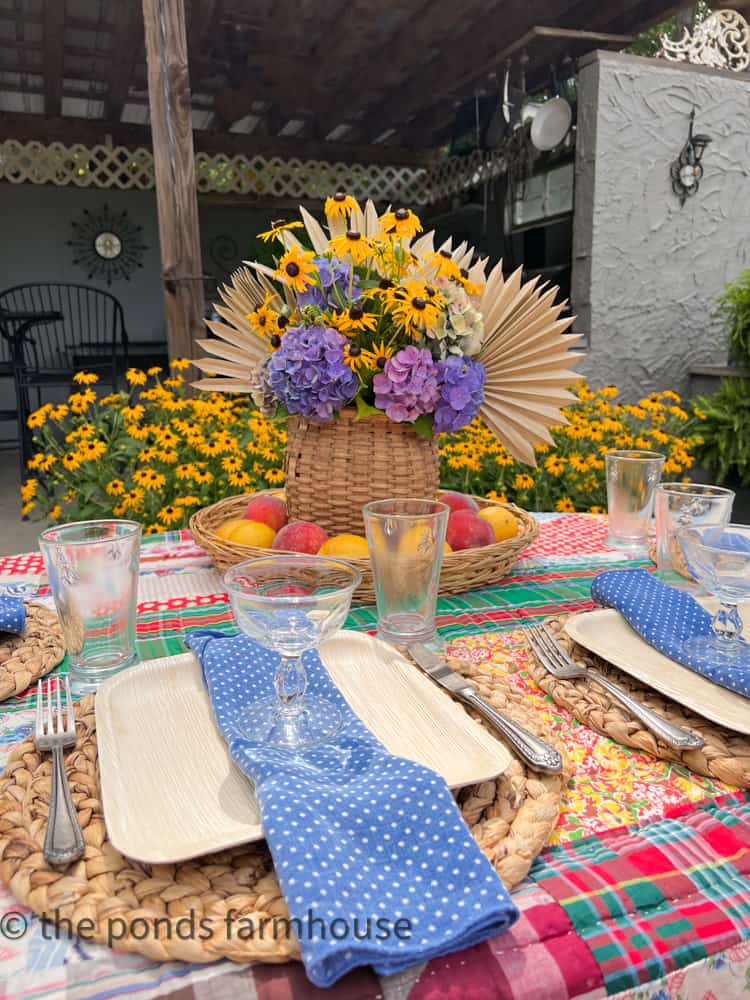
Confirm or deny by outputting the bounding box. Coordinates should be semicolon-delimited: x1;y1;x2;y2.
215;517;247;541
441;491;480;514
446;509;495;551
319;534;369;557
273;520;329;554
478;506;519;542
243;495;288;532
227;520;277;548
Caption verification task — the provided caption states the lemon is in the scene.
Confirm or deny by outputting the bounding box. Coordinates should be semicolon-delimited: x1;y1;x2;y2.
444;541;453;553
227;519;276;548
318;533;369;558
398;525;433;555
215;517;246;540
478;506;518;542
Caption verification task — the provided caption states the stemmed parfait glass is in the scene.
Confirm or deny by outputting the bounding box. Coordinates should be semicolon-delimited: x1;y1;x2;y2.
224;555;362;749
677;525;750;667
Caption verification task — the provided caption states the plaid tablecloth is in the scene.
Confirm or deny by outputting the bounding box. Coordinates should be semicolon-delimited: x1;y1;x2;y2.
0;513;748;1000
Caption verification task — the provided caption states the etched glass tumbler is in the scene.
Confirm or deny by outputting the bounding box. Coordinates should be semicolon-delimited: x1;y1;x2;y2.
39;520;141;693
655;483;734;583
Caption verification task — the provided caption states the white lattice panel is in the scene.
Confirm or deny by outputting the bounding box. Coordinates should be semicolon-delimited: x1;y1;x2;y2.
0;138;506;205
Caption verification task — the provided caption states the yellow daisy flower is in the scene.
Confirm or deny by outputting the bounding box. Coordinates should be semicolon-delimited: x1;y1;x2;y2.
360;340;394;371
147;366;162;376
343;343;367;371
78;439;107;462
20;478;37;502
170;358;191;371
257;219;304;243
62;452;82;472
228;470;252;488
174;495;200;507
140;468;167;490
193;468;214;485
158;504;182;525
106;479;126;496
21;501;35;517
27;406;50;429
555;497;575;513
143;523;166;536
324;192;360;219
221;455;244;473
513;473;534;491
50;404;69;420
275;245;318;293
334;305;378;336
329;230;373;265
265;468;285;485
125;368;147;386
379;208;423;240
49;504;62;521
73;371;99;385
389;279;445;334
426;250;462;281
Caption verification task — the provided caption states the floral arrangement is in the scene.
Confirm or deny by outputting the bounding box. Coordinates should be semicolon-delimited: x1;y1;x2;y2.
21;363;287;533
193;194;579;456
440;385;700;512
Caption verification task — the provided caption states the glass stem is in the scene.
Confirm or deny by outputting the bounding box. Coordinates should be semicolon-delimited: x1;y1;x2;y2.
711;603;742;641
274;655;307;717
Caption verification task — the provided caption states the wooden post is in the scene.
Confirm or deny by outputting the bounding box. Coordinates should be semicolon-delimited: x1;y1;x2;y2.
142;0;204;361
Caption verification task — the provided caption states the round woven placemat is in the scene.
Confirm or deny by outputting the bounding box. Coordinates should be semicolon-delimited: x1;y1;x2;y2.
527;617;750;789
0;604;65;701
0;671;569;964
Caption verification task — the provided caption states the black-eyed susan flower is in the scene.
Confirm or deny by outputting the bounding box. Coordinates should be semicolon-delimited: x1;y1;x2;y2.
79;439;107;462
73;371;99;385
324;192;360;219
170;357;191;371
275;245;318;293
257;219;304;243
122;488;145;511
68;390;96;414
20;478;37;503
158;504;182;525
334;304;378;336
265;468;285;485
246;293;279;339
329;230;373;265
555;497;575;513
126;368;147;386
106;479;125;496
228;470;252;488
360;340;394;371
426;249;462;281
27;405;51;429
147;366;162;376
175;495;201;507
221;454;243;474
193;468;214;485
343;343;367;372
49;504;62;521
379;207;422;240
513;473;534;492
139;468;167;490
458;268;483;297
388;278;445;335
62;452;82;472
144;523;166;536
175;463;197;481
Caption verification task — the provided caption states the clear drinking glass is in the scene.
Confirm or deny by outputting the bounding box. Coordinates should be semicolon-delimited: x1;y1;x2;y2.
677;524;750;667
362;498;449;644
605;450;665;550
655;483;734;583
224;555;361;749
39;520;141;694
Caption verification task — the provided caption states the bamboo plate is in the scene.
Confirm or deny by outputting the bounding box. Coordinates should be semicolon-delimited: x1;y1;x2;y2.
96;632;511;864
565;598;750;735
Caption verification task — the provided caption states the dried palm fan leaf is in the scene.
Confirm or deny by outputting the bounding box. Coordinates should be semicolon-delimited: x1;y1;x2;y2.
477;261;583;465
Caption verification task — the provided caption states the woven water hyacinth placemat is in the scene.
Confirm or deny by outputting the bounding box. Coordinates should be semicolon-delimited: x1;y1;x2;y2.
527;617;750;789
0;673;569;964
0;604;65;701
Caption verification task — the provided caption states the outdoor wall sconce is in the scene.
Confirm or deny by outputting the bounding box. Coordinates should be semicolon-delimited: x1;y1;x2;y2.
670;109;711;206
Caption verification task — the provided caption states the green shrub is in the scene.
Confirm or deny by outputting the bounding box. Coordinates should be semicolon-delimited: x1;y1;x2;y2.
716;269;750;367
690;378;750;485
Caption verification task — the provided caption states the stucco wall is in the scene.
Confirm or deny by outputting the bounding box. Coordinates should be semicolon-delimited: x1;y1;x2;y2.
572;51;750;400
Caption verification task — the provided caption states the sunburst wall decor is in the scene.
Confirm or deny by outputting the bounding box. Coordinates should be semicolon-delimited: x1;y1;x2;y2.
67;204;147;285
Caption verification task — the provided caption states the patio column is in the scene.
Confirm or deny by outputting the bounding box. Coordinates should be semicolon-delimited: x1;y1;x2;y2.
142;0;204;362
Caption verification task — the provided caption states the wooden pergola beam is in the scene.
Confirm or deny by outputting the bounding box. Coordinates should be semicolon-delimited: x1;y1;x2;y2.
107;2;144;121
0;112;439;166
142;0;204;362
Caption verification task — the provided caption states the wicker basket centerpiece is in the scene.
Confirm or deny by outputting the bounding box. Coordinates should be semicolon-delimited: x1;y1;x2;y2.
190;489;538;603
190;194;582;592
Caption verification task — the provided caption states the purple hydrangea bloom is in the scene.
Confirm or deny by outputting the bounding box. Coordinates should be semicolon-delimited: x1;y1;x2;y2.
267;325;359;421
373;346;440;423
297;256;359;310
433;355;486;433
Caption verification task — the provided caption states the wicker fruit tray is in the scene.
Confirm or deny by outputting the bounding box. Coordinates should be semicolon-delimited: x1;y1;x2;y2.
190;490;538;602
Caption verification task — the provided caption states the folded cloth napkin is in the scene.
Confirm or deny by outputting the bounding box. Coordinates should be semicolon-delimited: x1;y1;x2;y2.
187;630;519;987
591;568;750;697
0;596;25;636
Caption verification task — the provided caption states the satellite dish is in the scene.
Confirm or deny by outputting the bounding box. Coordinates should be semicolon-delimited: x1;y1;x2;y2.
530;97;572;151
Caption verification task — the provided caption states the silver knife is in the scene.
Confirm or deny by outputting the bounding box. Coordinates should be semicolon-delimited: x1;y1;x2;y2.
408;643;563;774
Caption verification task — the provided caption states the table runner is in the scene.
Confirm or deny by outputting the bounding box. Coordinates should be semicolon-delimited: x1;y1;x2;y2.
0;512;748;1000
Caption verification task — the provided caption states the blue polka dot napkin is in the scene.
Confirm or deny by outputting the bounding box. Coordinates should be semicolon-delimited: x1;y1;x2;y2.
591;569;750;697
0;596;25;635
186;630;519;988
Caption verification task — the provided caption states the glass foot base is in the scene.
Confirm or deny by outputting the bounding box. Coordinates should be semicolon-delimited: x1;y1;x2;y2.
605;533;649;552
682;636;750;668
233;695;342;749
68;651;137;695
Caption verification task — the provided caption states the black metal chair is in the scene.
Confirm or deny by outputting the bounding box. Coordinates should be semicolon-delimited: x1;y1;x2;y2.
0;283;129;471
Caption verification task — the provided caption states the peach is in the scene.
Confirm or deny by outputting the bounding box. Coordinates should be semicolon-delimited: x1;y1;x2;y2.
273;520;329;554
446;509;495;551
440;491;480;514
243;495;288;532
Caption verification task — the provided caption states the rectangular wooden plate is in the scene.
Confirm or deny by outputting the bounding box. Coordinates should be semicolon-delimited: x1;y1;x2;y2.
565;599;750;735
96;631;511;863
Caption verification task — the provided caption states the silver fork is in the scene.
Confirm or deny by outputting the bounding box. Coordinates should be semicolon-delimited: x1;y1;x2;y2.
35;678;85;866
525;625;705;750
